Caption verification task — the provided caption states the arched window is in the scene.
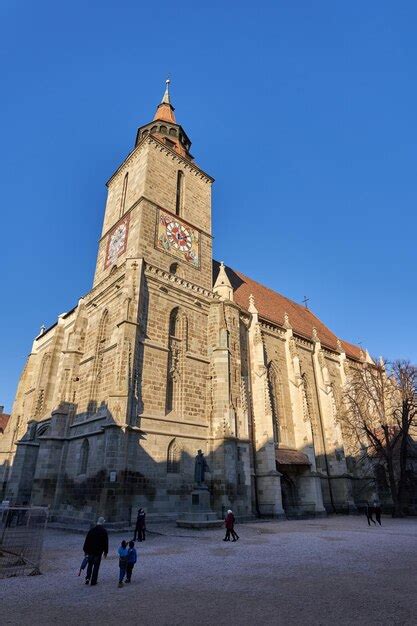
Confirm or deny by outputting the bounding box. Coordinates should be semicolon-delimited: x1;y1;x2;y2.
98;309;109;344
166;308;187;414
330;382;339;423
79;438;89;474
169;262;178;275
175;170;184;216
301;373;311;425
301;372;320;445
169;307;179;338
90;310;109;407
167;439;181;473
34;352;51;417
119;172;128;217
124;297;132;321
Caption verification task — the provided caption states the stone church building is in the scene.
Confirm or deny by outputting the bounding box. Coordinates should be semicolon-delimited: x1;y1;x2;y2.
0;82;370;524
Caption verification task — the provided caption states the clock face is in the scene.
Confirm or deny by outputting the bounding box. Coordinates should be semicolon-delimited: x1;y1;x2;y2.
156;210;200;268
105;215;129;268
166;221;192;252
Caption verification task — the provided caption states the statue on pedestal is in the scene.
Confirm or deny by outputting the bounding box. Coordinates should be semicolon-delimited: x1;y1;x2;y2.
194;449;210;486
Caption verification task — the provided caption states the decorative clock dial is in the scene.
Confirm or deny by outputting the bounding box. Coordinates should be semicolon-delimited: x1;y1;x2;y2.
166;221;192;252
156;210;200;268
105;214;130;268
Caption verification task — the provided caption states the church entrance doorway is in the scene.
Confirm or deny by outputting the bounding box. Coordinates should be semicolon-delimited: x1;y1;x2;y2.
276;447;311;518
280;472;298;517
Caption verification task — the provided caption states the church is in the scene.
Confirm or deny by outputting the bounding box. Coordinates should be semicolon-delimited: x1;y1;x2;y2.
0;82;373;525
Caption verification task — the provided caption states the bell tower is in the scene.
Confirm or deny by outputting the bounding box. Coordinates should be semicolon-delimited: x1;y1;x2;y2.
93;81;214;291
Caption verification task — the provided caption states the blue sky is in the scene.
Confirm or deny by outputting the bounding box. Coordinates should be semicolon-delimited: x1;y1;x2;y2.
1;1;416;411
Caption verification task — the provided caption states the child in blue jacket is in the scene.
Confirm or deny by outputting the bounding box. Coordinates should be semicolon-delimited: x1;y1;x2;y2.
125;540;137;583
118;540;129;587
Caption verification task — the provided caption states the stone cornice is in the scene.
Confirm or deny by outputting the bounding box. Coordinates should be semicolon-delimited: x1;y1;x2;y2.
139;414;208;429
146;135;214;182
139;428;208;440
259;321;286;339
106;134;214;189
70;414;109;428
322;347;340;362
295;336;314;351
144;262;217;301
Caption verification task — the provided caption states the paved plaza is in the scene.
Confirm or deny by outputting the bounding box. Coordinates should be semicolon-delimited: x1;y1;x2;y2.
1;516;417;625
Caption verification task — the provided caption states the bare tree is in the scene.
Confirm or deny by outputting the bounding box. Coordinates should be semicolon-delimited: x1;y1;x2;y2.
340;359;417;516
392;361;417;514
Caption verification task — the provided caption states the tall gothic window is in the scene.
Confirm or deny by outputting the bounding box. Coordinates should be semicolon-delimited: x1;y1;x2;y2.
301;372;320;445
120;172;128;217
166;308;187;414
167;438;181;473
79;438;89;474
268;362;283;445
301;373;311;423
166;308;179;412
98;309;109;344
34;352;51;418
90;309;109;408
175;170;184;216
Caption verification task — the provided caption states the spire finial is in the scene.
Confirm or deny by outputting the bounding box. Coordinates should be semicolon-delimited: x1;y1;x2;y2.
161;78;171;105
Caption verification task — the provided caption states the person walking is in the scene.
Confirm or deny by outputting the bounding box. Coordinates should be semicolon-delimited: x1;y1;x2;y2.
133;508;146;542
230;510;239;542
373;499;382;526
125;540;137;583
223;509;239;542
366;502;376;526
118;540;129;588
83;517;109;586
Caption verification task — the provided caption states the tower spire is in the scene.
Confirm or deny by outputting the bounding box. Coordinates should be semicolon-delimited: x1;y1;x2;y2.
136;78;193;160
153;78;176;123
161;78;171;105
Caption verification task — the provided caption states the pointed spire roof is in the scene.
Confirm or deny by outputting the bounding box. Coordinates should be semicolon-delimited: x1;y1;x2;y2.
134;79;194;161
213;261;234;301
161;79;171;104
154;79;176;123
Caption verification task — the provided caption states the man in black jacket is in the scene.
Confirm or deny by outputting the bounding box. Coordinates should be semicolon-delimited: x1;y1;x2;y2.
83;517;109;585
133;508;146;542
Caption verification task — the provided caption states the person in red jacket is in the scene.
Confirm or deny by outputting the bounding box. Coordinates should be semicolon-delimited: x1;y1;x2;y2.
223;510;239;542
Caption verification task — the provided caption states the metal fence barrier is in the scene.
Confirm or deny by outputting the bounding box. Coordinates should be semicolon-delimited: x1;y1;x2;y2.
0;505;49;578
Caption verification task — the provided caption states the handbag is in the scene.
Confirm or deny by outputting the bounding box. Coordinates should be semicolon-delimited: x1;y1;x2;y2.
78;556;89;576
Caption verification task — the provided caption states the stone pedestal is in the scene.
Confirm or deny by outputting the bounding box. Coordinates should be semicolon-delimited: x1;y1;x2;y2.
176;487;223;529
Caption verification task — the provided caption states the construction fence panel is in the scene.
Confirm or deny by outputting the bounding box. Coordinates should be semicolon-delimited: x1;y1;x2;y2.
0;506;49;578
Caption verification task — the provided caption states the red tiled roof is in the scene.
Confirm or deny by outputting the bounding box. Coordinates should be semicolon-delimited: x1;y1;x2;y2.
153;102;176;124
276;448;311;466
0;412;10;433
213;262;362;360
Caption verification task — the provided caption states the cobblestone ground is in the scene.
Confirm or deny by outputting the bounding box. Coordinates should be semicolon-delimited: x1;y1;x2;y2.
1;515;417;625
